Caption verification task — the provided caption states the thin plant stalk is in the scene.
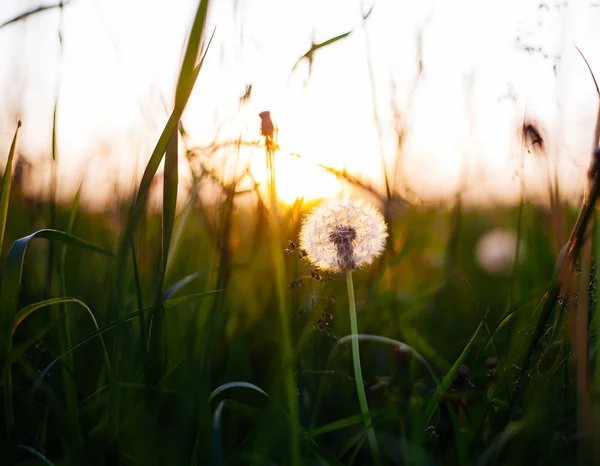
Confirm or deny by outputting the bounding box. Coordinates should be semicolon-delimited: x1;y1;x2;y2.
595;211;600;441
346;270;380;463
361;10;390;200
574;46;600;459
265;134;301;466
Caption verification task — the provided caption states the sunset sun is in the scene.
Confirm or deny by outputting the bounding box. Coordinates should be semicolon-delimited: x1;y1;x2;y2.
250;149;342;205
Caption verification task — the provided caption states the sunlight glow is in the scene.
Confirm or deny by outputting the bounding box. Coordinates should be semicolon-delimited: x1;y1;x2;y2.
0;0;598;206
250;151;341;205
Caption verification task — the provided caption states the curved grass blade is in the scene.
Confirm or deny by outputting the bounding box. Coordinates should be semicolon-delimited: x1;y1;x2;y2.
304;413;371;440
0;2;70;30
421;321;485;430
196;378;268;464
110;4;215;431
0;229;113;366
7;297;111;436
24;289;223;397
476;421;525;466
131;29;214;222
207;382;340;465
208;381;270;403
212;399;226;466
164;290;223;308
164;272;204;300
0;229;113;433
16;444;55;466
11;288;222;441
336;334;440;385
12;297;92;337
0;120;22;256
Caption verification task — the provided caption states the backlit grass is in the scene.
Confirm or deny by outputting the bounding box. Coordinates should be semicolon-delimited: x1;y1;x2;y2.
1;1;600;465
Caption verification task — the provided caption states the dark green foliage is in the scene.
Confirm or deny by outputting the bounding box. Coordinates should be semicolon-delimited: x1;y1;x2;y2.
0;183;593;465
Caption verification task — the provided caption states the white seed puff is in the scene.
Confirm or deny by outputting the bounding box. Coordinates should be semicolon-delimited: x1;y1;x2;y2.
299;198;388;273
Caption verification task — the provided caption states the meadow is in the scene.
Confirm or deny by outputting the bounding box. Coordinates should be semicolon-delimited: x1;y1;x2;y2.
1;2;600;465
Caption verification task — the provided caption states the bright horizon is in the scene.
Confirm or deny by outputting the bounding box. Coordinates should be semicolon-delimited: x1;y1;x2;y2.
0;0;599;209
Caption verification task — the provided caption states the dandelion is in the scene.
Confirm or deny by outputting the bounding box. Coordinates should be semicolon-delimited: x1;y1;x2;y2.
299;197;388;463
299;198;388;273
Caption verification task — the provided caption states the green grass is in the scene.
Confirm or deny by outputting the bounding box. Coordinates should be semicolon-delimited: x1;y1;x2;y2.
0;172;594;465
1;2;599;465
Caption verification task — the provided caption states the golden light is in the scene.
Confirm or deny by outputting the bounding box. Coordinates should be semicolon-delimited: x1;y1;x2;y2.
250;151;342;205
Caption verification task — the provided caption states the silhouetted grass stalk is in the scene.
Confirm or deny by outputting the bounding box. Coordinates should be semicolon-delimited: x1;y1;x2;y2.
0;120;21;436
594;209;600;450
361;11;391;200
0;121;21;257
265;133;301;465
109;2;211;435
511;54;600;424
574;47;600;456
512;148;600;409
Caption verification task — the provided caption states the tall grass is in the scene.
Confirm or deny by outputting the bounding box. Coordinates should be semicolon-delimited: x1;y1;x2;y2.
1;3;600;466
264;119;301;465
0;165;598;464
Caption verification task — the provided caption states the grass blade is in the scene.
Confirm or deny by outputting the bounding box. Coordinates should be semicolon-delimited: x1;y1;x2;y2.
131;242;150;385
22;289;223;399
0;228;112;433
476;421;526;466
0;2;70;30
336;333;440;385
13;297;92;336
208;381;270;403
11;297;111;376
56;179;83;449
110;4;215;430
164;272;203;300
422;321;485;429
212;399;226;466
304;413;371;439
0;120;22;257
0;229;113;371
16;444;56;466
147;129;179;383
6;296;111;438
165;195;194;281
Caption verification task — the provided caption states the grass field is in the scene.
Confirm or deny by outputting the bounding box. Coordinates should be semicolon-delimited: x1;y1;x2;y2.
2;2;600;465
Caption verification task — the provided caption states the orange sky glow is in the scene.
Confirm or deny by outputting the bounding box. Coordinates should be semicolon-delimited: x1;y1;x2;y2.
0;0;599;208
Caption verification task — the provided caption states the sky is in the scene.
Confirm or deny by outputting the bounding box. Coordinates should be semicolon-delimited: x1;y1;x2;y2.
0;0;599;208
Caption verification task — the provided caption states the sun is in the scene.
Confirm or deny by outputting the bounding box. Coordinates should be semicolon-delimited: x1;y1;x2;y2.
250;151;341;205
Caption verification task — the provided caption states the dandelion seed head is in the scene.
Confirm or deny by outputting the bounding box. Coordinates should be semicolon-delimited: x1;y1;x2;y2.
299;198;388;273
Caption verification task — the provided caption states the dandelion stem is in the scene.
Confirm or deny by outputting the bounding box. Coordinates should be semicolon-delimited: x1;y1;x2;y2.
346;270;380;463
266;137;301;466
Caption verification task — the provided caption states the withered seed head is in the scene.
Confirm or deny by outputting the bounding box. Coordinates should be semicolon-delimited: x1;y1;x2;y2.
258;110;274;139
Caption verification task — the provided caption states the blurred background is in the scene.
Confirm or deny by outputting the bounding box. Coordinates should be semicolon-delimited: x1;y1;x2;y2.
1;0;599;208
